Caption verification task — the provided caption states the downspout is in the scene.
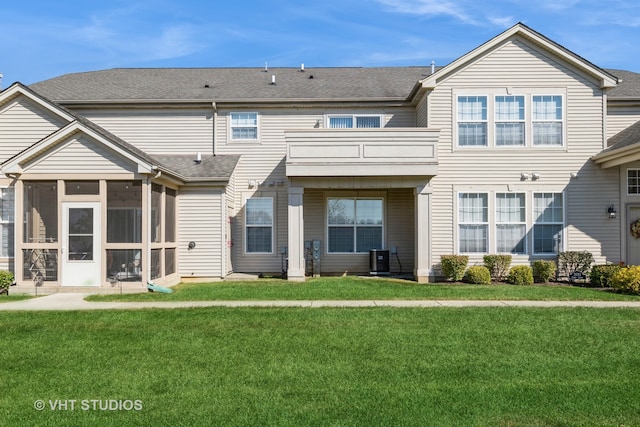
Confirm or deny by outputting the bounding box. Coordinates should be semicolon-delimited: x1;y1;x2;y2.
212;102;217;156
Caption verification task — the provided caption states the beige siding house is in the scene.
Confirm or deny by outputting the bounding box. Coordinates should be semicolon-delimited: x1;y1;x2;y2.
1;22;640;291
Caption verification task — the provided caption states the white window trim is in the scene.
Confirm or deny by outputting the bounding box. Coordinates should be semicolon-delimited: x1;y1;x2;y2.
532;192;565;255
229;112;260;142
495;95;526;148
453;189;565;255
326;196;385;254
244;196;274;255
531;95;564;147
627;168;640;196
324;113;384;129
453;90;566;150
457;192;489;254
456;96;488;148
495;192;527;254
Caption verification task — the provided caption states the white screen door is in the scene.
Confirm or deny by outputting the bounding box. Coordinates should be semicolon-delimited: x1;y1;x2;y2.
62;202;101;286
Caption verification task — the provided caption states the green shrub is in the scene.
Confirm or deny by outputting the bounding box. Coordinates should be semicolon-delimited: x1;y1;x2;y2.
483;255;512;281
440;255;469;282
507;265;534;286
532;260;557;283
0;270;14;294
610;266;640;294
558;251;594;282
464;266;492;285
589;264;623;288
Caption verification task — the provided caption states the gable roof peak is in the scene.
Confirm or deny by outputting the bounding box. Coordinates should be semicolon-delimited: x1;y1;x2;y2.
420;22;618;90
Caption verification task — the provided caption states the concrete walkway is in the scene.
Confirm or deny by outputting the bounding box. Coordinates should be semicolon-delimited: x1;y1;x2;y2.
1;293;640;311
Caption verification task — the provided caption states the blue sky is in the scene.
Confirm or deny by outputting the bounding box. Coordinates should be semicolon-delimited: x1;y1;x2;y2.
2;0;640;85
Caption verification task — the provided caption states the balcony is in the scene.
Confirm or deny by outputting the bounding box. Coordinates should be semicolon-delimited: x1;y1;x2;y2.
285;128;439;177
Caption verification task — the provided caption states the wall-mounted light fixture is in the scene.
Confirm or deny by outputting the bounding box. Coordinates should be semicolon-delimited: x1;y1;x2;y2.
248;180;257;188
531;172;541;181
520;172;529;181
608;205;617;219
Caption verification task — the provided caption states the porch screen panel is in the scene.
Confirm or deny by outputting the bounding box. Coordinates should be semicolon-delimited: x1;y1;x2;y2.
151;184;162;243
165;188;176;242
23;181;58;243
107;182;142;243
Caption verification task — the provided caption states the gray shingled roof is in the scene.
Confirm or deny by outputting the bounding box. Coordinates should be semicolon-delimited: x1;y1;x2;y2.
29;67;433;103
605;69;640;99
603;120;640;153
153;154;240;182
29;66;640;103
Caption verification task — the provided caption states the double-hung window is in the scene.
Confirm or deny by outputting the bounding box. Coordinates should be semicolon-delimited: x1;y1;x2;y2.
532;96;563;146
327;198;383;253
495;96;525;146
496;193;526;253
245;197;273;253
628;169;640;194
457;96;487;146
230;112;258;141
0;188;14;257
458;193;488;253
533;193;563;254
327;115;381;129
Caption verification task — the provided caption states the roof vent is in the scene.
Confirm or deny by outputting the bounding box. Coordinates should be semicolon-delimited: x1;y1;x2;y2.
300;63;305;72
431;60;435;74
264;62;268;72
0;73;3;90
270;75;276;85
195;152;202;164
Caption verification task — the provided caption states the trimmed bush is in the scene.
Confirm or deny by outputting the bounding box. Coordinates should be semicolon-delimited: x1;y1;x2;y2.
589;264;623;288
610;266;640;294
464;266;492;285
440;255;469;282
507;265;534;286
483;255;512;281
532;260;557;283
558;251;594;282
0;270;14;294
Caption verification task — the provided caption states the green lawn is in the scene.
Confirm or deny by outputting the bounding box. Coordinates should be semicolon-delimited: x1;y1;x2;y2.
1;308;639;426
87;276;640;302
0;294;31;303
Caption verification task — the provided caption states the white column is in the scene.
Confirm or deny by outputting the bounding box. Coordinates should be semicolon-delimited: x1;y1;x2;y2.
287;186;305;281
414;184;432;283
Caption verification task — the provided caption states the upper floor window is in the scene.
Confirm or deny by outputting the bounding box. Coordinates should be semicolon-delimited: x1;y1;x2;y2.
532;96;563;146
327;115;382;129
457;96;487;146
230;112;258;140
456;93;564;148
495;96;525;147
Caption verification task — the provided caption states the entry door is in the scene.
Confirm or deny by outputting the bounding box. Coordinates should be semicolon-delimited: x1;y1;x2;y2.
62;202;101;286
627;204;640;266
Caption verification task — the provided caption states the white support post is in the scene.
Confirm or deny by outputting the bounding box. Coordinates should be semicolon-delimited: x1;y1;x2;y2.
287;186;305;281
414;184;432;283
